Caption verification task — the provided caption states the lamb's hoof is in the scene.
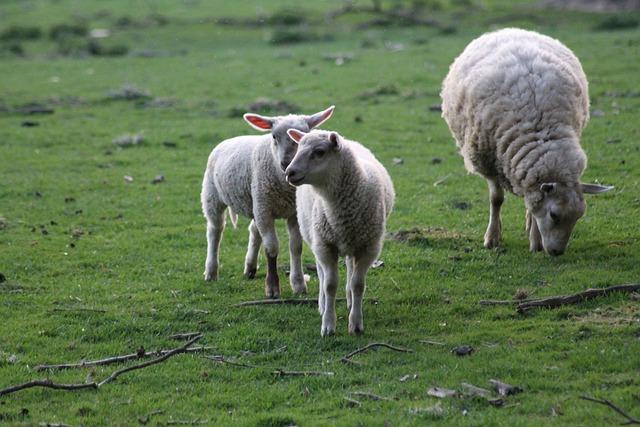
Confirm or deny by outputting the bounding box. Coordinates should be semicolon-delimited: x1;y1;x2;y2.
529;243;543;252
203;271;218;281
290;276;308;295
483;233;501;249
321;325;336;337
348;323;364;335
265;277;281;299
244;267;257;280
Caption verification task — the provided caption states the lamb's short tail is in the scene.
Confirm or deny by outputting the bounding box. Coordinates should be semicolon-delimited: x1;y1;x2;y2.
227;207;238;229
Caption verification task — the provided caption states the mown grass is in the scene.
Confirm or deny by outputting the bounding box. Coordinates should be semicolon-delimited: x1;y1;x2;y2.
1;0;639;425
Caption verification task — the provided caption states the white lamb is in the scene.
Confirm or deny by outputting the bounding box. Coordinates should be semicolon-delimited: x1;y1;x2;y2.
200;106;334;298
441;28;612;256
285;129;394;336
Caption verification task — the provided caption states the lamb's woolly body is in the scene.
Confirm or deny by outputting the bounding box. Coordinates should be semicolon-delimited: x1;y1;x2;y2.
203;135;296;221
441;28;589;196
296;139;394;258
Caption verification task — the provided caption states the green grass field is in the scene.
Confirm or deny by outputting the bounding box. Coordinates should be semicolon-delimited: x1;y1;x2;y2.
1;0;639;425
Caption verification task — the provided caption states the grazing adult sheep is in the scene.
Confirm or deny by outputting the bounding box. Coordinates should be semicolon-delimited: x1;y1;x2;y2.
201;106;335;298
285;129;394;336
441;28;612;256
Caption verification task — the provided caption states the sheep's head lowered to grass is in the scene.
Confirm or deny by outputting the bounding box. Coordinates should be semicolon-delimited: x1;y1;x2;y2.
243;105;334;172
525;181;613;256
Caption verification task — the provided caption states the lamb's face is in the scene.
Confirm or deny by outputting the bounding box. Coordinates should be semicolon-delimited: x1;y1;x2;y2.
526;183;585;256
270;116;309;172
284;130;339;187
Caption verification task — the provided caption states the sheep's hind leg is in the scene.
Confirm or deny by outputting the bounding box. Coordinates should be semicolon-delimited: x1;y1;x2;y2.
345;256;355;311
287;216;308;294
316;262;325;316
526;210;543;252
203;206;226;281
348;253;375;335
484;178;504;249
256;217;280;299
244;220;261;279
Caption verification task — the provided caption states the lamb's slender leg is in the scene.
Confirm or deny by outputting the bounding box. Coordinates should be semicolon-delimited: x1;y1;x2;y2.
316;262;325;315
316;246;339;336
345;256;355;311
286;216;307;294
484;178;504;249
526;210;543;252
203;206;226;281
244;220;261;279
255;217;280;298
348;253;376;335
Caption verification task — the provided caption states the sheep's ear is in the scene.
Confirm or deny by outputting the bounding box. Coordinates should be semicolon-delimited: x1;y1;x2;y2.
329;132;341;150
581;183;614;194
287;129;306;143
243;113;274;132
306;105;335;129
540;182;556;194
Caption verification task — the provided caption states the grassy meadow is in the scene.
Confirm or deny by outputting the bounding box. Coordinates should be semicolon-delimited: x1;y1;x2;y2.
0;0;639;425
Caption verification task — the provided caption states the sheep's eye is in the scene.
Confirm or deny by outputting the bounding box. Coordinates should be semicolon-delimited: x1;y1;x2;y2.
312;150;325;159
550;211;559;222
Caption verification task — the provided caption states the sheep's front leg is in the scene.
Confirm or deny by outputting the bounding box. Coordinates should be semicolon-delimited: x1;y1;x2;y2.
345;256;355;311
348;254;375;335
244;220;262;279
526;210;543;252
286;216;307;294
484;178;504;249
316;247;339;336
256;217;280;299
316;262;325;316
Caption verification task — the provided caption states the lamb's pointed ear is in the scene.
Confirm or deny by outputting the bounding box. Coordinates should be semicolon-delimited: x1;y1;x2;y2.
243;113;274;132
287;129;306;144
329;132;341;150
306;105;335;129
581;183;614;194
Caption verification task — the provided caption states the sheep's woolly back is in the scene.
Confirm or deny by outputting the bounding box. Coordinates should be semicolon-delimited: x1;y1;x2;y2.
296;136;394;258
441;28;589;196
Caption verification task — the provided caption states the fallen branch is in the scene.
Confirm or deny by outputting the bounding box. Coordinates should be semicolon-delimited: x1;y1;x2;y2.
97;335;202;386
341;342;412;363
51;306;106;313
517;284;640;313
169;332;201;340
0;379;97;396
580;395;640;425
460;382;492;398
0;335;203;397
489;379;522;396
233;297;378;307
273;369;334;377
479;299;537;306
35;345;214;371
419;339;445;346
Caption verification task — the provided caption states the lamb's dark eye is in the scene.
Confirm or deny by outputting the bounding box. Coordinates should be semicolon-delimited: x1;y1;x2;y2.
312;150;325;158
550;211;559;222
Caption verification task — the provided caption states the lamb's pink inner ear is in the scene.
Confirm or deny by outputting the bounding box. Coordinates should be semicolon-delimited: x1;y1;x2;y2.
287;129;304;143
243;114;273;131
307;105;335;129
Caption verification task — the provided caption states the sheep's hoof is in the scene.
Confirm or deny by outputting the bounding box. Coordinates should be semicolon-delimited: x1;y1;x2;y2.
290;277;308;295
203;271;218;281
348;324;364;335
483;231;501;249
244;267;257;280
265;276;281;299
321;325;336;337
529;242;543;252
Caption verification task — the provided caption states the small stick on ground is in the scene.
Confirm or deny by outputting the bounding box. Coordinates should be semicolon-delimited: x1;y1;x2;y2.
35;345;214;371
204;355;258;368
341;342;412;364
580;395;640;425
97;334;202;386
169;332;201;340
273;369;334;377
350;391;394;401
51;306;107;313
489;379;523;396
0;379;97;396
479;299;538;306
517;283;640;313
233;298;378;307
344;396;362;407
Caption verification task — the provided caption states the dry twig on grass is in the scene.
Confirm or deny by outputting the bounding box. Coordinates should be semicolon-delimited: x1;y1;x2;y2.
273;369;335;377
489;379;523;396
516;284;640;313
349;391;394;401
35;345;214;371
204;355;258;369
479;299;537;306
580;395;640;425
419;339;445;346
0;335;203;397
341;342;412;364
